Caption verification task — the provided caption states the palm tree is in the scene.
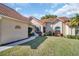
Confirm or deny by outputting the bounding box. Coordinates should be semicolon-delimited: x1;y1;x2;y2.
41;14;57;19
70;14;79;36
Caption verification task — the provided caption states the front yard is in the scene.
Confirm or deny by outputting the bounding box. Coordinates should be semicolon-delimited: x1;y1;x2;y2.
0;36;79;56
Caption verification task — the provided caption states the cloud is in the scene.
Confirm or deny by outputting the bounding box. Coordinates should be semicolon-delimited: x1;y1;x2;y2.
45;9;54;14
32;13;45;19
54;3;79;17
5;3;31;10
15;7;22;11
51;4;58;9
45;4;60;14
23;13;44;19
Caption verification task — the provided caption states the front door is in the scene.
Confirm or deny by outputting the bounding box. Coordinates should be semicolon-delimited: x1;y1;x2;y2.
55;27;61;36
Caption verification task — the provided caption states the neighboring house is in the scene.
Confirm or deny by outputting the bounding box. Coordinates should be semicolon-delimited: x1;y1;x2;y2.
29;16;45;35
40;17;74;36
0;4;30;45
30;16;79;36
65;23;79;36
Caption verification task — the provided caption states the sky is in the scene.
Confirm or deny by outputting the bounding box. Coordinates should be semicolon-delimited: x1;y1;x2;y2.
4;3;79;19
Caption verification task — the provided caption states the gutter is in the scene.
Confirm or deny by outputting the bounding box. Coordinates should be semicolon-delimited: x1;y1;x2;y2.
1;15;29;25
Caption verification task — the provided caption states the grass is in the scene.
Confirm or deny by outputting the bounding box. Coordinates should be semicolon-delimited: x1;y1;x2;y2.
0;36;79;56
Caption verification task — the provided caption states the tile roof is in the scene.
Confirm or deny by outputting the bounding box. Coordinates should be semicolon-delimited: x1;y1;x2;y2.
0;3;29;24
29;16;43;25
39;17;70;25
29;16;39;21
39;18;57;25
58;17;70;22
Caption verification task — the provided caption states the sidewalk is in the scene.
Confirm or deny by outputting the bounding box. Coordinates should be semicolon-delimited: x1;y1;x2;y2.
0;34;38;52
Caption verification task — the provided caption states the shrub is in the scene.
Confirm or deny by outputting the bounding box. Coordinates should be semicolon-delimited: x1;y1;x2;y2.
67;35;79;40
44;31;53;36
36;31;42;36
44;32;48;36
76;36;79;40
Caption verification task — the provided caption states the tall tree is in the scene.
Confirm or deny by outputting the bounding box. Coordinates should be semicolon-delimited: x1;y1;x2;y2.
70;14;79;28
41;14;57;19
70;14;79;35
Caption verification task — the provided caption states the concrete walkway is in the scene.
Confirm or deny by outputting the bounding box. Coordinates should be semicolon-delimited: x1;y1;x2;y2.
0;34;38;52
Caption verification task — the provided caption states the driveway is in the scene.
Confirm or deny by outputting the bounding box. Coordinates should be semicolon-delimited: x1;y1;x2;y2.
0;35;38;52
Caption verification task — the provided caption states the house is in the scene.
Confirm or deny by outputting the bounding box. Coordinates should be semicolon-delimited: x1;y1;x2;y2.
64;21;79;36
30;16;73;36
0;4;30;45
40;17;73;36
30;16;79;36
29;16;45;35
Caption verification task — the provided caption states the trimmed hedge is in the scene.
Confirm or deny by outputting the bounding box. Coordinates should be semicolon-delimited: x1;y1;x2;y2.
44;31;53;36
66;35;79;40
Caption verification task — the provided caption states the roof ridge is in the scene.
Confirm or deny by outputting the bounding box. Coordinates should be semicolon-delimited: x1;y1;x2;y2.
0;3;29;23
0;3;22;16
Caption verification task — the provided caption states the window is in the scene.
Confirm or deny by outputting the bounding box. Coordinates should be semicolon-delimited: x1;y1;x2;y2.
55;26;61;33
55;27;60;31
15;25;21;29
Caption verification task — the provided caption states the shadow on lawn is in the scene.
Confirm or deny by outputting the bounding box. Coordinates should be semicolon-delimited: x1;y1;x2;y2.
20;36;47;49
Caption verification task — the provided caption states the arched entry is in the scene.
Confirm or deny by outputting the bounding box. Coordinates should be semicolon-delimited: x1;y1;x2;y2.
54;26;61;36
43;27;46;33
28;27;33;37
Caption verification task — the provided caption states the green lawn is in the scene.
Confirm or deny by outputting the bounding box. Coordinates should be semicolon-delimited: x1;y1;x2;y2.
0;36;79;56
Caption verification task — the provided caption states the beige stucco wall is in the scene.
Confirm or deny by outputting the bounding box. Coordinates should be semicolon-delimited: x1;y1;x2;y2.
31;19;43;32
62;23;67;36
53;20;63;34
31;19;41;29
0;16;28;45
40;25;43;32
65;25;71;35
71;28;75;35
45;20;63;34
45;23;53;32
65;25;75;35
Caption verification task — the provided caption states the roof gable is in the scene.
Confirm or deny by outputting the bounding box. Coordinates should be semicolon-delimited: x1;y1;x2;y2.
0;3;29;23
39;17;70;25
